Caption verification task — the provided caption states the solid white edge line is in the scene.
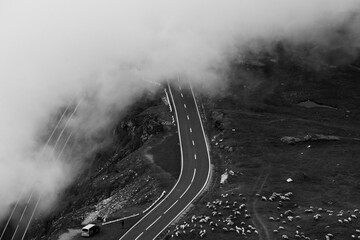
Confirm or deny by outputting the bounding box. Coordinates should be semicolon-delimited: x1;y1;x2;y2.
134;232;144;240
1;104;72;240
152;79;212;240
102;213;140;226
141;78;161;86
120;82;185;240
11;197;30;239
164;88;172;112
163;199;179;215
145;215;162;231
21;100;83;240
142;190;166;214
0;194;22;240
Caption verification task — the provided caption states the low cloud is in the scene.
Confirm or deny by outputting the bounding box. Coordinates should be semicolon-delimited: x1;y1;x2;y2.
0;0;359;219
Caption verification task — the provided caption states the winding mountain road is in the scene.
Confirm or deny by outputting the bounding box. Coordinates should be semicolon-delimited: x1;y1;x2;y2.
120;79;211;240
0;79;210;240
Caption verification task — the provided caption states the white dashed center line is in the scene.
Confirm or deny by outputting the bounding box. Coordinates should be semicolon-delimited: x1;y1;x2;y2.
146;216;162;230
187;115;189;120
192;168;196;182
164;200;179;214
135;232;144;240
179;86;182;90
192;140;195;146
181;93;184;98
184;104;186;109
180;169;196;199
189;128;192;133
194;154;197;159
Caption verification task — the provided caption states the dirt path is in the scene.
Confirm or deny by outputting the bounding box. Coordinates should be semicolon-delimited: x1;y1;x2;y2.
247;164;271;240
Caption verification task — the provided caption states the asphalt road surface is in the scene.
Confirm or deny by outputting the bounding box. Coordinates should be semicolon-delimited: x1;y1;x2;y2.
0;105;76;240
0;195;37;240
120;80;211;240
0;80;210;240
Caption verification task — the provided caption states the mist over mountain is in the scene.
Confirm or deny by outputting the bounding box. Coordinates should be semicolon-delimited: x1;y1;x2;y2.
0;0;359;219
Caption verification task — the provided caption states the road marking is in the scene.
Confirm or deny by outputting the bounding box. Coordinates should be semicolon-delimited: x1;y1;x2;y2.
194;154;197;159
164;88;172;112
11;225;19;240
192;140;195;146
180;169;196;199
192;168;196;182
153;79;212;240
121;83;185;240
21;100;83;240
146;216;162;231
184;104;186;109
135;232;144;240
11;203;29;239
164;200;178;214
181;93;184;98
187;115;189;120
179;85;182;90
103;213;140;226
141;78;161;86
0;192;23;240
180;184;191;199
189;128;192;133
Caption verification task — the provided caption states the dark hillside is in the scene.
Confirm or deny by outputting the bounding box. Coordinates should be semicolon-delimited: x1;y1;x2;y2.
166;39;360;239
26;88;180;239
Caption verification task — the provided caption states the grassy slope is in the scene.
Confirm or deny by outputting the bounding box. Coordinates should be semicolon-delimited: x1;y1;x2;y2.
166;45;360;239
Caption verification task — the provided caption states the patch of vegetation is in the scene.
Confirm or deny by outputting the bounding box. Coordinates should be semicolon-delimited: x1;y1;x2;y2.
166;38;360;239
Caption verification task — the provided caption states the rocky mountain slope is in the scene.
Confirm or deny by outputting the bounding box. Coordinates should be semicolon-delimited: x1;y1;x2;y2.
26;89;180;239
28;24;360;240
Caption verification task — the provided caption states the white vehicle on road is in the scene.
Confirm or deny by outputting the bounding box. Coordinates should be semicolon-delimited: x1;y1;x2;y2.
81;224;100;237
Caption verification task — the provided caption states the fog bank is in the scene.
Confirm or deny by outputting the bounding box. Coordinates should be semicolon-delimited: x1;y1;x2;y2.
0;0;359;219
